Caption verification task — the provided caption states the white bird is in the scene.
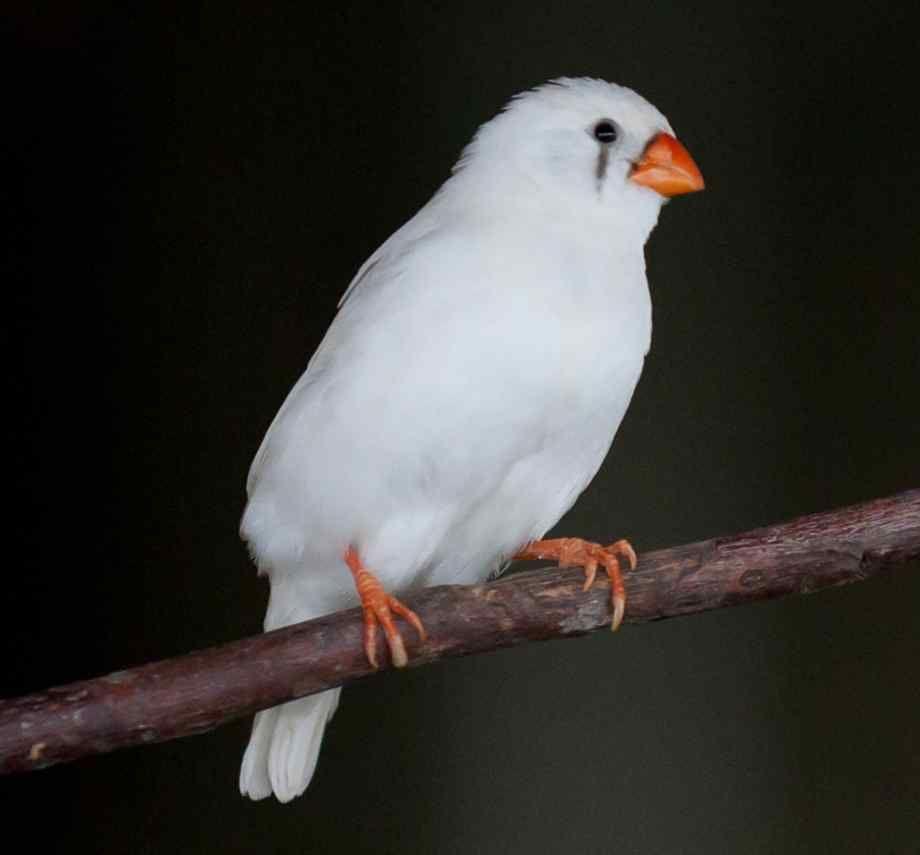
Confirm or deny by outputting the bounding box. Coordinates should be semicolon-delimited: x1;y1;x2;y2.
239;77;704;802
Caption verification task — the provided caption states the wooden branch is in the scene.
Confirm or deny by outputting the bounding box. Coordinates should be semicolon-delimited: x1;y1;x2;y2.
2;489;918;775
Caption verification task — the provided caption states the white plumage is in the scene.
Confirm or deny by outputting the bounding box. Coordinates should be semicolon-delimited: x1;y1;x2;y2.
239;78;701;801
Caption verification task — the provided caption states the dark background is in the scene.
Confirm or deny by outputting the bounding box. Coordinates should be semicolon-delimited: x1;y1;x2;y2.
5;3;919;853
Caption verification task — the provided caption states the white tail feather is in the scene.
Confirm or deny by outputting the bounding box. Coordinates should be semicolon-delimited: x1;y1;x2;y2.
239;688;341;802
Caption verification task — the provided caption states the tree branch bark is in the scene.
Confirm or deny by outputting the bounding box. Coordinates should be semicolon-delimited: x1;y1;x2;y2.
2;489;918;775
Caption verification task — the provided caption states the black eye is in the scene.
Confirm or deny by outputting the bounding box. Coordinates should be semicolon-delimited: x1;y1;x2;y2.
593;120;618;144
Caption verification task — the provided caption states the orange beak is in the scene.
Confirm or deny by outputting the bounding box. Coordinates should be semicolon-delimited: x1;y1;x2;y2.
630;132;704;197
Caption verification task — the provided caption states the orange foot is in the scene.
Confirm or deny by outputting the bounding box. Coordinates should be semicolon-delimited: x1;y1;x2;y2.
344;546;426;669
514;537;637;631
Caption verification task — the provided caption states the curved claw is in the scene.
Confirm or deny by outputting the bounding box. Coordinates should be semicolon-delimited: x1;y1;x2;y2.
388;597;427;642
607;538;637;572
611;592;625;633
600;539;634;631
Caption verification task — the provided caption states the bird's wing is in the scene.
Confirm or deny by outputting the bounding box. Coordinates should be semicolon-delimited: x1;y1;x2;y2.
248;213;643;511
337;209;440;309
245;210;438;496
246;208;452;496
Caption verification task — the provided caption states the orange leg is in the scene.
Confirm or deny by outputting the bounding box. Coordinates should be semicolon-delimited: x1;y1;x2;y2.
344;546;427;669
514;537;637;631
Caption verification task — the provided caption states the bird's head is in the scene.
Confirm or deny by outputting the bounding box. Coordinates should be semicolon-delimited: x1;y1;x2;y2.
448;78;704;242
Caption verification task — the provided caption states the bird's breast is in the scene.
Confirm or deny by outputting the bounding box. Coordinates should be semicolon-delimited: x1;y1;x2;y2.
497;245;651;417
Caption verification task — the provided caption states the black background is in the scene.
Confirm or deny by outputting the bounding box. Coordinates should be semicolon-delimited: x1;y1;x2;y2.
5;4;919;853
